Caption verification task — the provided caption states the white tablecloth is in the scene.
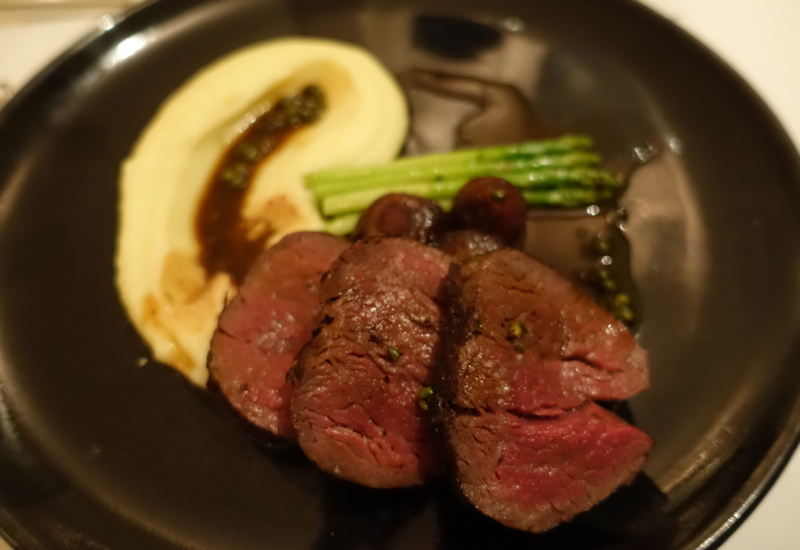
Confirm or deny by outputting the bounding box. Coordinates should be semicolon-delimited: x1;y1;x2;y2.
0;1;798;548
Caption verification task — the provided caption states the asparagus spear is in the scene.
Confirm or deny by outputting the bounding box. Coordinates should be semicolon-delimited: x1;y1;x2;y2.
305;134;595;188
323;213;361;236
437;198;453;212
321;188;612;231
310;135;622;228
319;167;620;216
522;188;615;208
309;151;601;197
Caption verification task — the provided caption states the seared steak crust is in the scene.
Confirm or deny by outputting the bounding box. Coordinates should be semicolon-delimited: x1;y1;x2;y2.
441;249;648;415
438;249;652;532
292;237;451;488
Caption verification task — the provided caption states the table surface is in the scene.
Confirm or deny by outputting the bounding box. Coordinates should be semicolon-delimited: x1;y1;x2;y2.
0;0;798;548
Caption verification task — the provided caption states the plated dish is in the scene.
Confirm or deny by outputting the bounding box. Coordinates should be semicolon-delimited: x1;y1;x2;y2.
1;0;800;548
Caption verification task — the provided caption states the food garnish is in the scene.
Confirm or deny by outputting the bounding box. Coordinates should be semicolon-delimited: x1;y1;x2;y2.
197;85;327;286
418;387;435;411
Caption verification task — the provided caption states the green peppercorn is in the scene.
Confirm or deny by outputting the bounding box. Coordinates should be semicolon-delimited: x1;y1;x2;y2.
590;234;612;255
473;318;484;333
616;305;635;324
597;268;612;281
387;347;402;362
593;268;616;292
236;142;259;161
419;386;434;411
508;321;527;339
601;278;617;293
221;163;248;188
614;293;631;307
302;84;324;105
266;112;286;130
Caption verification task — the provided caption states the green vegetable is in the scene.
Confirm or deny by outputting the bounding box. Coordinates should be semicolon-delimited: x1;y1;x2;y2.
614;293;631;307
612;293;635;324
508;321;529;352
596;268;617;292
507;321;528;339
323;213;360;236
320;181;456;217
387;347;402;362
616;306;635;324
309;160;614;203
308;151;601;197
521;188;616;209
236;142;259;161
305;135;623;228
591;236;612;256
222;163;248;188
419;386;435;411
437;198;453;212
322;183;615;217
306;135;595;188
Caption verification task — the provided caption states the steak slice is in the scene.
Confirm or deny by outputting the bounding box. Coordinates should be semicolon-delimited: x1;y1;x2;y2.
443;248;648;416
292;237;451;488
207;232;349;439
438;248;651;531
445;402;653;533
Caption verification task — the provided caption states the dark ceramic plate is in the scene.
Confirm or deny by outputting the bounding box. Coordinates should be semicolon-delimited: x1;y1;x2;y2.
1;0;800;548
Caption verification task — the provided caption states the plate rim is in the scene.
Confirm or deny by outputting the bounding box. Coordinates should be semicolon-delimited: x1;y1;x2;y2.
1;0;800;548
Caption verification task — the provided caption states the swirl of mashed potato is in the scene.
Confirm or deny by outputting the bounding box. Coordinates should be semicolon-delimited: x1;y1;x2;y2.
115;37;408;385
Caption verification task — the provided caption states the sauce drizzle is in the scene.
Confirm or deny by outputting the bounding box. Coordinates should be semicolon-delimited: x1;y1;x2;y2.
195;85;325;286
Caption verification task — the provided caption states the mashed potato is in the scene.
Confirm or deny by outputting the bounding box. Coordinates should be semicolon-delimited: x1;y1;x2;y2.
116;37;408;385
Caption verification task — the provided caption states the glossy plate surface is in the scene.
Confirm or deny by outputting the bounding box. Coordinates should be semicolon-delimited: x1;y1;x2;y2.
1;0;800;548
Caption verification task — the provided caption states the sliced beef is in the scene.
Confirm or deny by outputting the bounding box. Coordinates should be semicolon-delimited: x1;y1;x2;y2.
444;402;652;533
207;232;349;439
442;248;648;416
438;248;651;532
292;237;451;488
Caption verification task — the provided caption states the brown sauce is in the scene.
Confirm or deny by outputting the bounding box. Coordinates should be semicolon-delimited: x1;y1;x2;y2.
195;85;325;286
523;207;638;328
